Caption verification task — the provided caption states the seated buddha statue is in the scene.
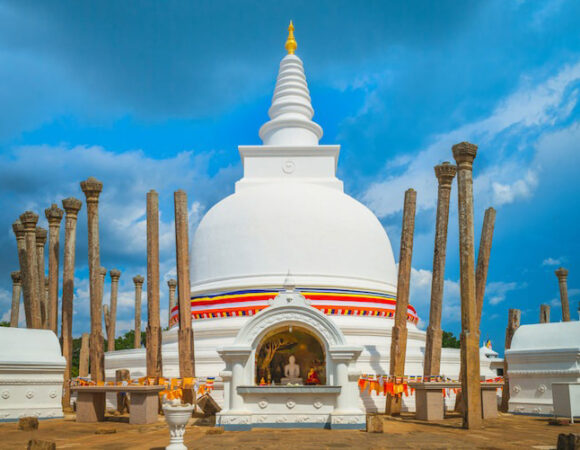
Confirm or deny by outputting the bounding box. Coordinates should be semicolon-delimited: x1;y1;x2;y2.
281;355;302;385
305;367;320;385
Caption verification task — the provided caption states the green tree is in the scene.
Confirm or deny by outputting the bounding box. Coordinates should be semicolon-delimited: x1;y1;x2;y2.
0;321;9;327
442;330;461;348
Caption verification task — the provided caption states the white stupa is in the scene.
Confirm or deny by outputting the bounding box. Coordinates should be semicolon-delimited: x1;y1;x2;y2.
105;23;499;425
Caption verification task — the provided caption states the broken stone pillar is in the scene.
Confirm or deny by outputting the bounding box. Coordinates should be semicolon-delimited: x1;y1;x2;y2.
167;279;177;327
99;266;107;307
103;304;111;349
133;275;144;349
20;212;42;329
500;308;521;412
79;332;90;378
452;141;482;429
424;163;456;378
555;268;571;322
146;190;162;377
80;177;105;383
10;271;22;327
386;188;416;416
475;207;496;327
107;269;121;352
13;221;32;327
45;204;63;334
60;197;82;408
540;304;550;323
174;190;194;378
35;227;48;329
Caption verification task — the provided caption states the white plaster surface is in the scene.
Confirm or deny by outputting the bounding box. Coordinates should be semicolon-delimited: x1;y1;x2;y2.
0;327;65;421
506;321;580;415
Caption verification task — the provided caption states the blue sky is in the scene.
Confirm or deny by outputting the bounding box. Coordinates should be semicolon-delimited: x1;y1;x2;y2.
1;1;579;356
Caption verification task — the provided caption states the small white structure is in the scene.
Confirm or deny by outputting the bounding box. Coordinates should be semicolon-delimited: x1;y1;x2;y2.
0;327;66;421
506;321;580;415
217;288;365;430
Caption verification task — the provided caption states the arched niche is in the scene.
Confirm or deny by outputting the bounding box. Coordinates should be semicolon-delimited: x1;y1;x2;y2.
255;325;326;385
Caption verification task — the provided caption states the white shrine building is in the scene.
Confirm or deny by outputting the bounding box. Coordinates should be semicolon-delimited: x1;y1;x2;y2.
106;26;499;430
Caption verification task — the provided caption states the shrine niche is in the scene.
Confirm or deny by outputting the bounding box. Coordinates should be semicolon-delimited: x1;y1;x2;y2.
255;326;326;385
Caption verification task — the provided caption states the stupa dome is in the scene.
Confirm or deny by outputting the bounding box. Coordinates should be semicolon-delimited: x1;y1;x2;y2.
178;24;418;325
191;181;397;294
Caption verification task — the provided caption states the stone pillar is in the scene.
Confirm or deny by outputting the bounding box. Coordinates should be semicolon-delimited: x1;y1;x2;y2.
12;221;32;327
452;142;482;429
79;332;90;378
424;163;456;378
107;269;121;352
20;212;42;329
500;309;520;412
386;188;416;416
555;268;571;322
80;177;105;383
45;204;63;334
146;190;162;377
99;266;107;307
133;275;144;349
167;279;177;327
174;190;194;378
115;369;130;413
35;227;48;329
10;271;22;327
475;207;496;327
540;304;550;323
60;197;82;408
103;304;111;349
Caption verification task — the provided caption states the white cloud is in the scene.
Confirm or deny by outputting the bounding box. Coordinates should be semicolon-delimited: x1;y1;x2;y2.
486;281;523;306
542;257;562;266
361;59;580;220
409;267;461;324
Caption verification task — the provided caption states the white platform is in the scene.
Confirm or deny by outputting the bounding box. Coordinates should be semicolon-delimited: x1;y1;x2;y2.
506;321;580;415
0;327;66;421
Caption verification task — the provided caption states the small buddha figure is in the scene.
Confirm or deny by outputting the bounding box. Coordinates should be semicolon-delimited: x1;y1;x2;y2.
305;367;320;385
281;355;302;385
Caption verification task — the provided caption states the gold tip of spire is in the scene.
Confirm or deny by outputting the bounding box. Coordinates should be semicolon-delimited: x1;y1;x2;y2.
285;20;297;55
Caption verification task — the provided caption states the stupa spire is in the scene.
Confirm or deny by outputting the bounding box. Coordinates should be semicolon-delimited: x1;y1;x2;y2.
285;21;297;55
259;22;323;146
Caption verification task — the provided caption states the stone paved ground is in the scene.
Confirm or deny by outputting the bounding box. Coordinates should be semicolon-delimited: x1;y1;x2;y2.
0;412;578;449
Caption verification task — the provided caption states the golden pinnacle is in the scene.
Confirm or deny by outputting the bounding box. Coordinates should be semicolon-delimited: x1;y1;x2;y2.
285;20;297;55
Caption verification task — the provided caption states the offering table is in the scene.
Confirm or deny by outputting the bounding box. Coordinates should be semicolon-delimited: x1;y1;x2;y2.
72;385;165;424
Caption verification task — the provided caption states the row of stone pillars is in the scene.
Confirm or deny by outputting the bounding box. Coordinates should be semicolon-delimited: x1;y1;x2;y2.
10;177;196;408
386;142;496;429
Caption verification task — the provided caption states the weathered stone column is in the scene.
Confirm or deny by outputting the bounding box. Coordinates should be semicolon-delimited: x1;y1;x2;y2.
45;204;63;334
540;304;550;323
133;275;144;349
20;212;42;329
60;197;82;408
103;304;111;348
79;332;90;378
386;188;416;416
424;163;456;378
167;279;177;327
500;308;520;412
10;271;22;327
107;269;121;352
80;177;105;382
35;226;48;328
146;190;162;377
452;141;482;429
12;221;32;327
174;190;194;378
555;267;571;322
99;266;107;305
475;207;496;327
